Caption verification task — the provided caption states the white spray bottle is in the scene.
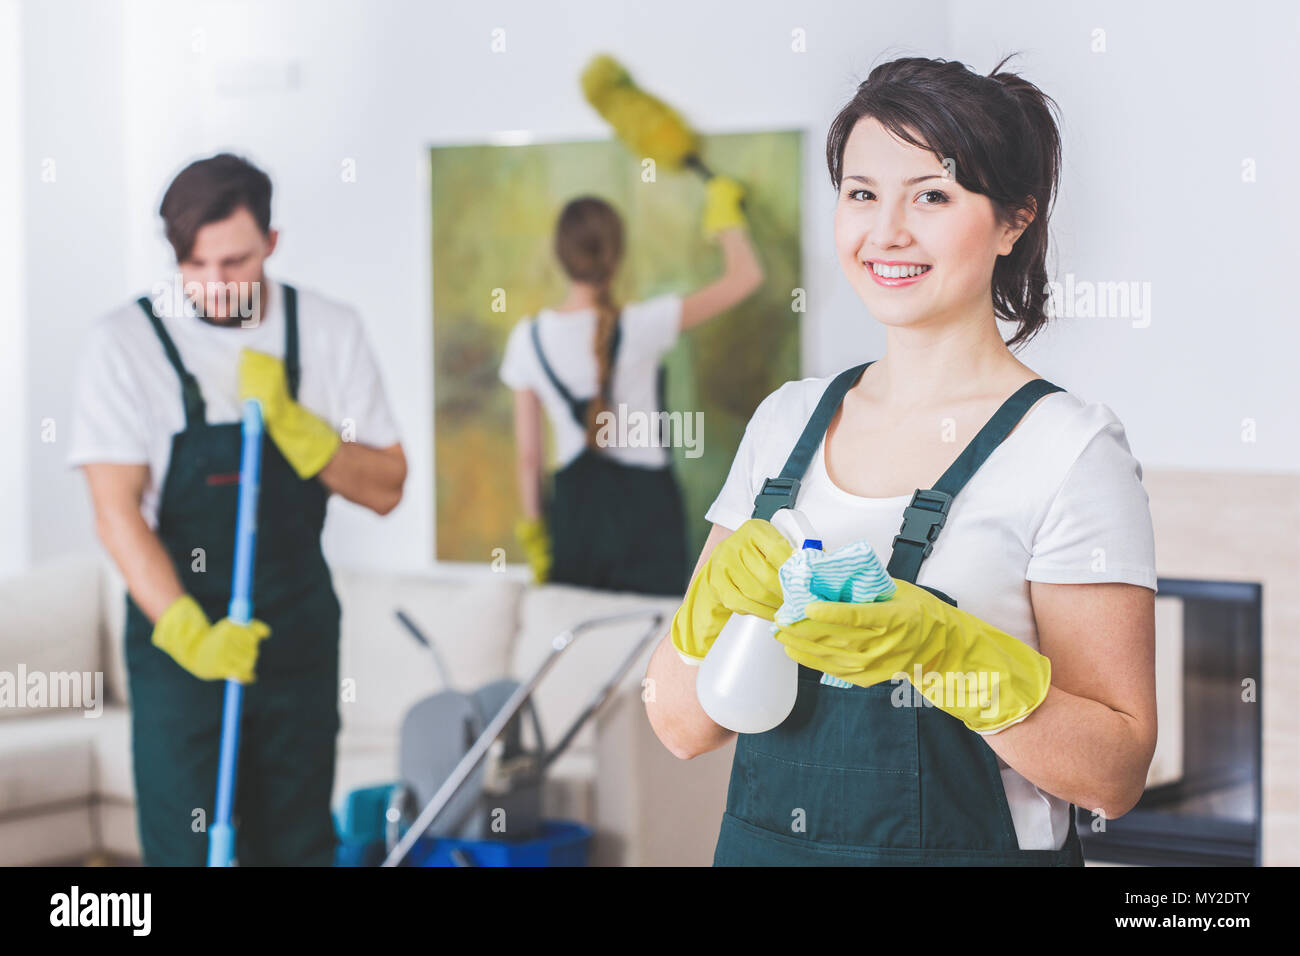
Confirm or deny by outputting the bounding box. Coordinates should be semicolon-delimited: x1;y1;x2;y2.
696;508;823;734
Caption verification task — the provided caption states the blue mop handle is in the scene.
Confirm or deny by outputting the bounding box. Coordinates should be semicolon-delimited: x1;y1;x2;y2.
208;399;264;868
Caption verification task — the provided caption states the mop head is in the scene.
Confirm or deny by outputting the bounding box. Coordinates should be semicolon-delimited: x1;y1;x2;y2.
580;53;698;169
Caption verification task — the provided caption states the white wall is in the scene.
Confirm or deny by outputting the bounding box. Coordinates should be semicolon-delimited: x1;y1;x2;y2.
15;0;1299;576
949;0;1300;479
0;0;26;577
20;0;129;567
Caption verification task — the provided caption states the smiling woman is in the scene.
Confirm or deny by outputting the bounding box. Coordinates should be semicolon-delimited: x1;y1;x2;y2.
826;55;1062;351
644;54;1158;868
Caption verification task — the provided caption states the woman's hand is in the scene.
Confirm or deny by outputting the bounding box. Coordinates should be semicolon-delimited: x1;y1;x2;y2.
514;516;552;584
670;518;793;664
773;578;1053;734
701;175;747;239
774;578;945;685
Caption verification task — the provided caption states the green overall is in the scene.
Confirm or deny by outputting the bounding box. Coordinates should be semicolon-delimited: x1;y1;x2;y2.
713;361;1086;866
124;286;341;866
529;316;688;596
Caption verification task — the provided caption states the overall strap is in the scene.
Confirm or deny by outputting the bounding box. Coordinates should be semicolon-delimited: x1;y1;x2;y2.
529;314;623;428
656;362;668;448
281;283;301;400
135;296;206;427
750;361;872;520
746;360;1066;586
886;377;1065;583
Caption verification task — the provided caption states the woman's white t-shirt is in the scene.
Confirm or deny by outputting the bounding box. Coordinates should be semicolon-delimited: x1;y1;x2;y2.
498;294;682;470
704;372;1159;852
67;278;402;529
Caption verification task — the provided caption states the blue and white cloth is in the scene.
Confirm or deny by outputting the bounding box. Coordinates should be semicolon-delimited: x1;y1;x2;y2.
774;540;897;688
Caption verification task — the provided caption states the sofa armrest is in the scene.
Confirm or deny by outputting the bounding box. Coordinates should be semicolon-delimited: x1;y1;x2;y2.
591;684;735;867
0;553;108;718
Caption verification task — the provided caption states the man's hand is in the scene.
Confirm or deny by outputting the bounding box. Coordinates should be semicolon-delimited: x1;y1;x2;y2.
152;594;271;683
238;349;341;478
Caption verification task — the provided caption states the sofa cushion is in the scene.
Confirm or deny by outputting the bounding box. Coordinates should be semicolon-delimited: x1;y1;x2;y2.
332;568;523;738
509;583;679;755
0;552;104;720
0;710;97;813
95;800;140;862
88;705;134;803
0;806;95;866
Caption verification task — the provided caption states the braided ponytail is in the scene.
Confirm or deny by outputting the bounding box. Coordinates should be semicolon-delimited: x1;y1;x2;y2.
585;281;621;450
552;196;625;449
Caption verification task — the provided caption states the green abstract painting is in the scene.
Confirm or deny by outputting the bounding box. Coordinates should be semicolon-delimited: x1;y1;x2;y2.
430;130;802;566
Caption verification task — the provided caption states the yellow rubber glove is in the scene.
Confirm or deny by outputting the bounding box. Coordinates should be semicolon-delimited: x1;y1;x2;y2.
773;578;1052;735
238;349;341;479
514;516;552;584
670;518;793;665
151;594;271;683
702;175;747;239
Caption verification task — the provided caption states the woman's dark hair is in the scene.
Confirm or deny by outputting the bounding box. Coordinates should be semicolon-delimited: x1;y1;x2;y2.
826;54;1061;351
159;153;273;262
553;196;624;450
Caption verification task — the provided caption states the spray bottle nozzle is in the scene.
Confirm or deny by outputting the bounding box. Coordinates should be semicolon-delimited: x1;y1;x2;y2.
770;507;823;552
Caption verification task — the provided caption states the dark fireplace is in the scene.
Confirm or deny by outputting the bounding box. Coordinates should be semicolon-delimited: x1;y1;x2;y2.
1075;578;1262;866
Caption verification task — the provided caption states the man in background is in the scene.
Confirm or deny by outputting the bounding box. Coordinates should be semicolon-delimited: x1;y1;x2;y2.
69;153;406;865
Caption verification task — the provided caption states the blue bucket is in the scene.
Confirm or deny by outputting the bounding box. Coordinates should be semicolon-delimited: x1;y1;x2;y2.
405;820;592;867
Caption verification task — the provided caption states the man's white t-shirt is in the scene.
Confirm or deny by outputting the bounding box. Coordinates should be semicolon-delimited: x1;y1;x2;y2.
67;278;401;528
498;294;682;470
704;372;1159;852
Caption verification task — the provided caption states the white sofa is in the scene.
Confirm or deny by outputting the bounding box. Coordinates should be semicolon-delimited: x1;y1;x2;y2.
0;552;736;866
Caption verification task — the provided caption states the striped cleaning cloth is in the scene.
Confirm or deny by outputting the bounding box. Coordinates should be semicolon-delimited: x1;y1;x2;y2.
773;539;897;688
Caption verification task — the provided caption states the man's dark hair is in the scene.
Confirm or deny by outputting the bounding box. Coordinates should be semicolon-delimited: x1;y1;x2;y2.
159;153;272;261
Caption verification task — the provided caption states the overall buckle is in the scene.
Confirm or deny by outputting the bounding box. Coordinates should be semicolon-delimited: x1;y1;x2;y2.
892;488;953;561
754;476;801;520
